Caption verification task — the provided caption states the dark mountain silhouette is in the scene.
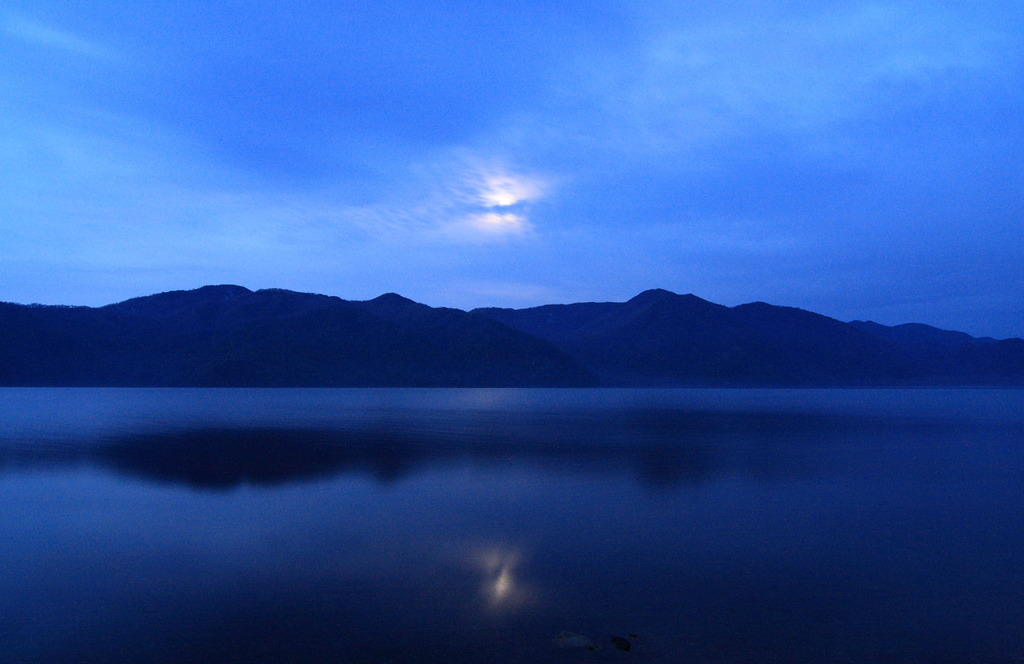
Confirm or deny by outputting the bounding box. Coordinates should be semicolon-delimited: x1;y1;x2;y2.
0;286;594;387
848;320;998;349
474;289;1024;386
1;286;1020;386
846;319;1024;383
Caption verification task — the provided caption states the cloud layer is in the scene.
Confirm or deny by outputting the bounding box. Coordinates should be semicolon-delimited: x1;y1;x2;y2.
1;1;1021;336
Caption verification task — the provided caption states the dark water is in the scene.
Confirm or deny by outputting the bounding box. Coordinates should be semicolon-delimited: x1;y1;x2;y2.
1;388;1023;664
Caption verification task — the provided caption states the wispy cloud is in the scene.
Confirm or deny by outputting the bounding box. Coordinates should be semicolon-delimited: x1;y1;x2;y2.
319;157;553;244
2;14;115;61
521;2;1013;159
446;212;530;240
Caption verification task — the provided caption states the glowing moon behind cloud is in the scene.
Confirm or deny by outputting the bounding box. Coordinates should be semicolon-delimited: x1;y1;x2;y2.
477;173;544;208
434;166;548;240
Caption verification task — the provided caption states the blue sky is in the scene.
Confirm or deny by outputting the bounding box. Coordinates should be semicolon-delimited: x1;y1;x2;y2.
2;1;1022;337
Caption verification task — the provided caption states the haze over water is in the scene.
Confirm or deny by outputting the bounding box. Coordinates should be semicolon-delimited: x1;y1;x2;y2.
2;388;1022;663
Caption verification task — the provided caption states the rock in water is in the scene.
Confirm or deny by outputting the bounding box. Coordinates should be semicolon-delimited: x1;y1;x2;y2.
610;635;632;652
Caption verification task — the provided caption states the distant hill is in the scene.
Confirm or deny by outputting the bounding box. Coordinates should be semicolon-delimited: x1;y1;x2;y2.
848;320;998;349
1;286;1020;386
474;289;1024;386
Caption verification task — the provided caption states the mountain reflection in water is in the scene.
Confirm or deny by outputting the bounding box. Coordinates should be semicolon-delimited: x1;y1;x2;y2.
0;408;1002;489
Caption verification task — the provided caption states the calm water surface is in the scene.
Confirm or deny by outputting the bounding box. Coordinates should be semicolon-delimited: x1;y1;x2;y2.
1;388;1022;663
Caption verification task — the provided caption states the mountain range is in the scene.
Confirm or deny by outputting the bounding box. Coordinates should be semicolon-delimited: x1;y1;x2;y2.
1;285;1021;387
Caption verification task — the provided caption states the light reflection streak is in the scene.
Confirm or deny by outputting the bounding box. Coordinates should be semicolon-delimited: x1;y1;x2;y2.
470;546;533;612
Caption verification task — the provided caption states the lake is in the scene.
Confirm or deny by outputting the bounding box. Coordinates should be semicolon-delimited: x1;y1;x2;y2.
1;388;1022;664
